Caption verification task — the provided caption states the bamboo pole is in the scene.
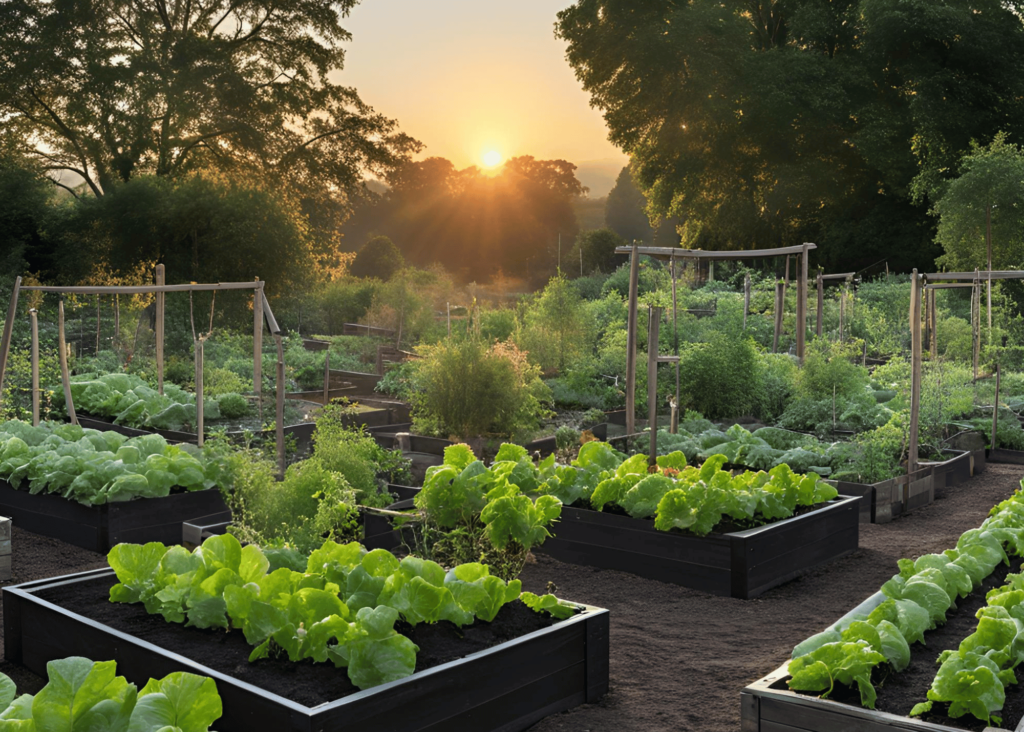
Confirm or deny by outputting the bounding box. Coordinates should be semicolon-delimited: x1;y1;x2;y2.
155;264;165;395
254;278;263;423
625;242;640;435
816;272;823;337
772;280;784;353
30;309;39;426
908;269;922;476
195;339;204;447
58;298;76;425
648;306;662;467
797;244;809;362
992;362;1001;451
0;277;23;409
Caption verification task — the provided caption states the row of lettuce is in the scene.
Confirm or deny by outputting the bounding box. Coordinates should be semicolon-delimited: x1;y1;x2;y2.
787;483;1024;726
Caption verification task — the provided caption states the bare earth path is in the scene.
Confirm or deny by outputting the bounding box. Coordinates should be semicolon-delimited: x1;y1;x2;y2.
2;464;1020;732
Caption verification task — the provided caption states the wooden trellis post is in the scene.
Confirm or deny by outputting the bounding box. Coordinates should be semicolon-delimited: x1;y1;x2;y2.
815;272;823;337
625;242;640;435
254;278;263;422
155;265;165;395
647;306;662;466
796;244;809;362
992;362;1001;451
908;269;922;480
195;338;204;447
0;277;22;408
743;274;751;330
30;309;39;426
772;280;784;353
58;297;77;425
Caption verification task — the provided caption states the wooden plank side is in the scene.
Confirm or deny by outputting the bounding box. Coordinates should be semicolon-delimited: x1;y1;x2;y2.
761;696;932;732
744;527;858;598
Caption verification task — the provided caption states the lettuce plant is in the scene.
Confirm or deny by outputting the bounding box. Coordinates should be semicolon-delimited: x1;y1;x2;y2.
0;656;221;731
108;534;576;691
787;485;1024;718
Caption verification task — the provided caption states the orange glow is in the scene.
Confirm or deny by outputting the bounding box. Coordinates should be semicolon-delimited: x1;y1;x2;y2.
482;150;503;167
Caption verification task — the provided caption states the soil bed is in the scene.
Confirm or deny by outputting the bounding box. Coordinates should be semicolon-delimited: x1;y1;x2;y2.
4;464;1023;731
30;576;556;708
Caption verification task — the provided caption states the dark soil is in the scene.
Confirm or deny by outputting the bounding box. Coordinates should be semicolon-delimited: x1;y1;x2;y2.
5;463;1024;731
32;577;554;707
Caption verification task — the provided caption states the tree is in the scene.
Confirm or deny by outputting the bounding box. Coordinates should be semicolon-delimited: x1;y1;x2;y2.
0;152;55;276
556;0;1024;271
605;167;655;244
350;236;404;280
570;228;626;275
0;0;419;221
932;133;1024;273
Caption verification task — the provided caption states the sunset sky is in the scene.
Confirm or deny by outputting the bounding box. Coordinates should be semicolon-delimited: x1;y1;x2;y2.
336;0;628;193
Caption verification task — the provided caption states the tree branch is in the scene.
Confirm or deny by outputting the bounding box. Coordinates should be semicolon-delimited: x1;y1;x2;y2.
24;88;103;197
169;127;239;172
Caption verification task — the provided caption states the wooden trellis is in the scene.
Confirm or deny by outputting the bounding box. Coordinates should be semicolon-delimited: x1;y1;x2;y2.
0;273;289;475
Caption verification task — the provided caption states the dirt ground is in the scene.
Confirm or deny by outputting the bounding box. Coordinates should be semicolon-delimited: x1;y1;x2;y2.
2;463;1022;732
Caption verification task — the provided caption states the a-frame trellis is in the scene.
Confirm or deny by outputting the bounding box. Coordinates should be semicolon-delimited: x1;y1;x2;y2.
0;271;290;475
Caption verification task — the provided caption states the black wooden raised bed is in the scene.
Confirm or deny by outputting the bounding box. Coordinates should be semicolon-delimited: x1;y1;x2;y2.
919;449;973;491
0;479;227;553
830;465;935;524
537;495;860;599
4;569;610;732
740;591;1018;732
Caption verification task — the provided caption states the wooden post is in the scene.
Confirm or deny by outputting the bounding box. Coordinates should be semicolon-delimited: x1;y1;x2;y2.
195;339;204;447
275;333;285;477
796;244;809;362
928;288;937;358
0;277;22;409
743;274;751;330
323;349;330;405
992;362;1001;451
58;298;77;425
114;294;119;348
29;309;39;426
670;257;679;413
772;280;784;353
987;205;993;338
839;288;845;342
908;269;922;477
447;302;451;338
253;279;263;421
95;294;100;355
973;271;981;380
625;242;640;435
155;265;165;395
647;306;662;466
670;400;678;434
815;272;823;337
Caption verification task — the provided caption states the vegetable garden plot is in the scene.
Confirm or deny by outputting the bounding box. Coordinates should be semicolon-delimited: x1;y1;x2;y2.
3;570;609;732
538;495;860;599
742;486;1024;731
831;466;935;524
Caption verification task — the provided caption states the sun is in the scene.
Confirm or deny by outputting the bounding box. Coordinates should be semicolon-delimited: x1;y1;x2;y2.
482;150;503;168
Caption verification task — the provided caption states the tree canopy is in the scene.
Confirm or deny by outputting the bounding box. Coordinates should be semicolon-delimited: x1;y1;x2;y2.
343;156;586;283
0;0;419;215
556;0;1024;271
350;235;404;280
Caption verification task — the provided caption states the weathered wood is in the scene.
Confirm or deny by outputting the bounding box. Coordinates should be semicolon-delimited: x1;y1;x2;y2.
0;276;22;410
625;242;640;435
323;350;330;406
155;265;165;395
275;333;285;478
773;280;784;353
797;244;809;362
614;243;816;260
973;271;981;379
908;269;922;478
815;272;823;337
114;294;119;346
195;339;204;448
743;273;751;330
647;306;662;466
29;309;39;426
993;362;1001;451
57;298;77;425
22;282;264;294
253;279;263;421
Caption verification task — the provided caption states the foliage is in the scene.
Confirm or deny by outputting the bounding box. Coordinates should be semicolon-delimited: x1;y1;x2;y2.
798;339;870;401
0;656;222;731
0;420;226;505
0;0;419;250
308;279;379;336
516;275;594;373
364;267;451;348
677;330;760;419
350;236;405;280
109;534;574;690
556;0;1024;270
789;488;1024;719
375;361;417;402
604;165;658;245
411;338;551;440
568;228;626;275
932;133;1024;273
752;353;799;424
217;393;251;421
412;442;563;580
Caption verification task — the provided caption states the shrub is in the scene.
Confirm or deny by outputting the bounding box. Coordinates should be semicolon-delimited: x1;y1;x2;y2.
516;274;593;373
677;330;759;419
349;235;404;280
752;352;798;423
797;338;869;401
480;308;517;342
411;338;552;440
164;355;193;387
216;392;250;419
203;366;250;397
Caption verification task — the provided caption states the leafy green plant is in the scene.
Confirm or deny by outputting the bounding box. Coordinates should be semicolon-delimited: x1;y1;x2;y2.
109;534;577;691
217;392;250;420
787;486;1024;716
0;656;222;731
0;419;225;505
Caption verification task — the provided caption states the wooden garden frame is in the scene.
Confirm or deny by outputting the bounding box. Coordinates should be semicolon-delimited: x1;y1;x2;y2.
0;273;289;475
614;243;817;434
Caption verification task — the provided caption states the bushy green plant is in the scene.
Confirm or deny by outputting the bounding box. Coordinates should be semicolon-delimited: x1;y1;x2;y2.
516;275;594;373
798;339;870;401
936;316;973;363
375;360;416;401
217;392;250;419
164;355;194;387
546;363;622;410
835;414;908;484
480;308;517;342
555;425;580;451
752;352;798;423
203;366;250;396
411;339;551;440
677;330;759;419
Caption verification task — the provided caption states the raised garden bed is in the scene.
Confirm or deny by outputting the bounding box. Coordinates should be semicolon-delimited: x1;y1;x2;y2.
830;465;934;524
536;495;860;599
0;479;227;553
988;447;1024;466
920;449;973;491
4;568;610;732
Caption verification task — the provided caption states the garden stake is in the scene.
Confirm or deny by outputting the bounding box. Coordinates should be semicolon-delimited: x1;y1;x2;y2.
647;305;662;466
0;276;22;411
625;241;639;435
816;271;823;337
155;264;165;395
254;278;263;423
993;362;1001;451
195;338;204;447
57;297;76;425
30;308;39;426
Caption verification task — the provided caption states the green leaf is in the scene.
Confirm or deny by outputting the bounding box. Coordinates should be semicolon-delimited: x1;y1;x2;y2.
520;591;578;619
619;474;674;519
32;658;132;732
128;673;221;732
0;675;17;714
